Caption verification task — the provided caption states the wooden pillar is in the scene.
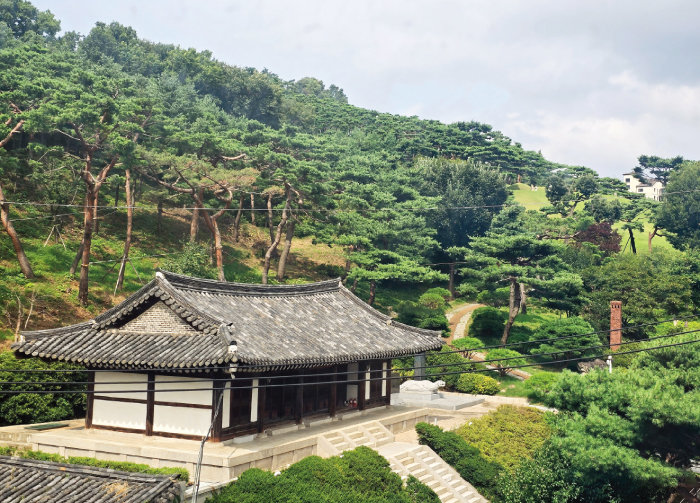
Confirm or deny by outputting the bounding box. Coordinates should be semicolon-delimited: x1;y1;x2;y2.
414;353;426;380
295;373;303;424
383;360;391;405
257;378;266;434
329;365;337;418
211;373;224;442
145;371;155;436
85;370;95;429
358;362;366;411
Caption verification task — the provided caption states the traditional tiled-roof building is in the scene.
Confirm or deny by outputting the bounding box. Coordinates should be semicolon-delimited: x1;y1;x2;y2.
13;271;442;441
0;455;181;502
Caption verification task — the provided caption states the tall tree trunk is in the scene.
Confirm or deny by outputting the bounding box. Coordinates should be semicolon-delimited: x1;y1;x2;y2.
70;239;84;275
157;199;163;233
448;262;456;300
78;190;96;306
267;193;274;244
201;209;226;281
93;191;99;235
500;278;521;346
114;181;120;208
250;193;255;225
233;194;244;242
276;219;295;281
519;282;528;315
368;280;377;306
115;169;133;293
628;228;637;254
77;155;118;306
0;183;34;279
351;278;358;293
648;226;659;253
262;185;291;284
190;188;202;242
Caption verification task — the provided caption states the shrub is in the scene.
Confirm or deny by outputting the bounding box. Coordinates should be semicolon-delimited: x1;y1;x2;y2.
396;300;449;336
160;242;217;279
456;373;501;395
529;317;600;367
207;446;439;503
468;306;506;340
415;422;502;499
476;287;510;307
524;372;560;402
426;346;476;390
0;352;86;426
452;337;484;356
485;348;527;376
418;292;446;310
456;405;552;471
422;287;451;301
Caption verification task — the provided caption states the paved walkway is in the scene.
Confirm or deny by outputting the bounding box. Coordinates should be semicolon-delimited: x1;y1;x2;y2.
445;303;484;344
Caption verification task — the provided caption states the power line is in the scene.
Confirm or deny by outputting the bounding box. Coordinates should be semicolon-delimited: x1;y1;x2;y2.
3;328;699;388
4;314;695;376
6;187;698;215
0;336;697;395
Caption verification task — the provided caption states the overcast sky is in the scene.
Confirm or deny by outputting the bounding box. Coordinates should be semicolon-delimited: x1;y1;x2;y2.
32;0;700;177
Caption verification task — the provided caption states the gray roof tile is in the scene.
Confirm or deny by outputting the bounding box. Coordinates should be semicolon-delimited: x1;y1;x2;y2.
14;271;442;370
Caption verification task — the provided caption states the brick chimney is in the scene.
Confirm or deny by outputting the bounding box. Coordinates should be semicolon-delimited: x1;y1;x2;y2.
610;301;622;351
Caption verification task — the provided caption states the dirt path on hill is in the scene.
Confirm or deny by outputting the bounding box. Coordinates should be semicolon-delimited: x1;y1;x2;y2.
445;303;485;343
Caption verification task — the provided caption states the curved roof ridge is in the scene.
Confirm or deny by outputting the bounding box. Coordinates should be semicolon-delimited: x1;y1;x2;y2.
158;270;342;296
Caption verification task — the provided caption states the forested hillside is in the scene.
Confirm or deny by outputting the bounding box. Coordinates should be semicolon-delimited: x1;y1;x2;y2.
0;1;698;343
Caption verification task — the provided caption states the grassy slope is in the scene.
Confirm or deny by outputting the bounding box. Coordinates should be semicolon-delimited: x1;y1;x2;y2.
0;208;355;338
511;184;673;254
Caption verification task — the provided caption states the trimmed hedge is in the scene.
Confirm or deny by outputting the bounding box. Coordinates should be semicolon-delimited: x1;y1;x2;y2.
456;373;501;395
468;306;506;339
0;351;86;426
452;337;484;356
415;422;502;500
455;405;552;471
0;446;189;480
207;446;439;503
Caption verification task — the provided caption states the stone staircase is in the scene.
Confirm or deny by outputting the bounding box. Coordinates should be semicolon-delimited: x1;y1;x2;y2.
379;443;487;503
317;420;394;456
318;421;487;503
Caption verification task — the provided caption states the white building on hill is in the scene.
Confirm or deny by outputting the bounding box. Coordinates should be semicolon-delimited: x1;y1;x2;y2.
622;173;665;201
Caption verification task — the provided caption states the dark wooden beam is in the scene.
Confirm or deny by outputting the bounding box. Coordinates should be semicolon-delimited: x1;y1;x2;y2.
295;373;303;424
384;360;392;405
85;370;94;429
329;365;337;418
145;371;155;436
211;373;224;442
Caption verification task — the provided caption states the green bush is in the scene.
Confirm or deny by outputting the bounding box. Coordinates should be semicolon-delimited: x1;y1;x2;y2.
452;337;484;356
485;348;527;376
415;422;502;500
396;300;449;336
417;292;446;310
207;446;439;503
426;346;476;389
161;242;217;279
476;287;510;307
524;372;560;402
468;306;506;340
0;447;189;480
456;373;501;395
456;405;552;471
529;317;600;367
0;352;86;426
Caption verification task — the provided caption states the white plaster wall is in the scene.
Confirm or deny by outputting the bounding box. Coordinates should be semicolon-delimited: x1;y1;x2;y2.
382;362;388;397
222;382;231;428
94;372;147;400
153;405;211;436
92;400;146;430
154;375;213;405
250;378;259;423
365;371;371;400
